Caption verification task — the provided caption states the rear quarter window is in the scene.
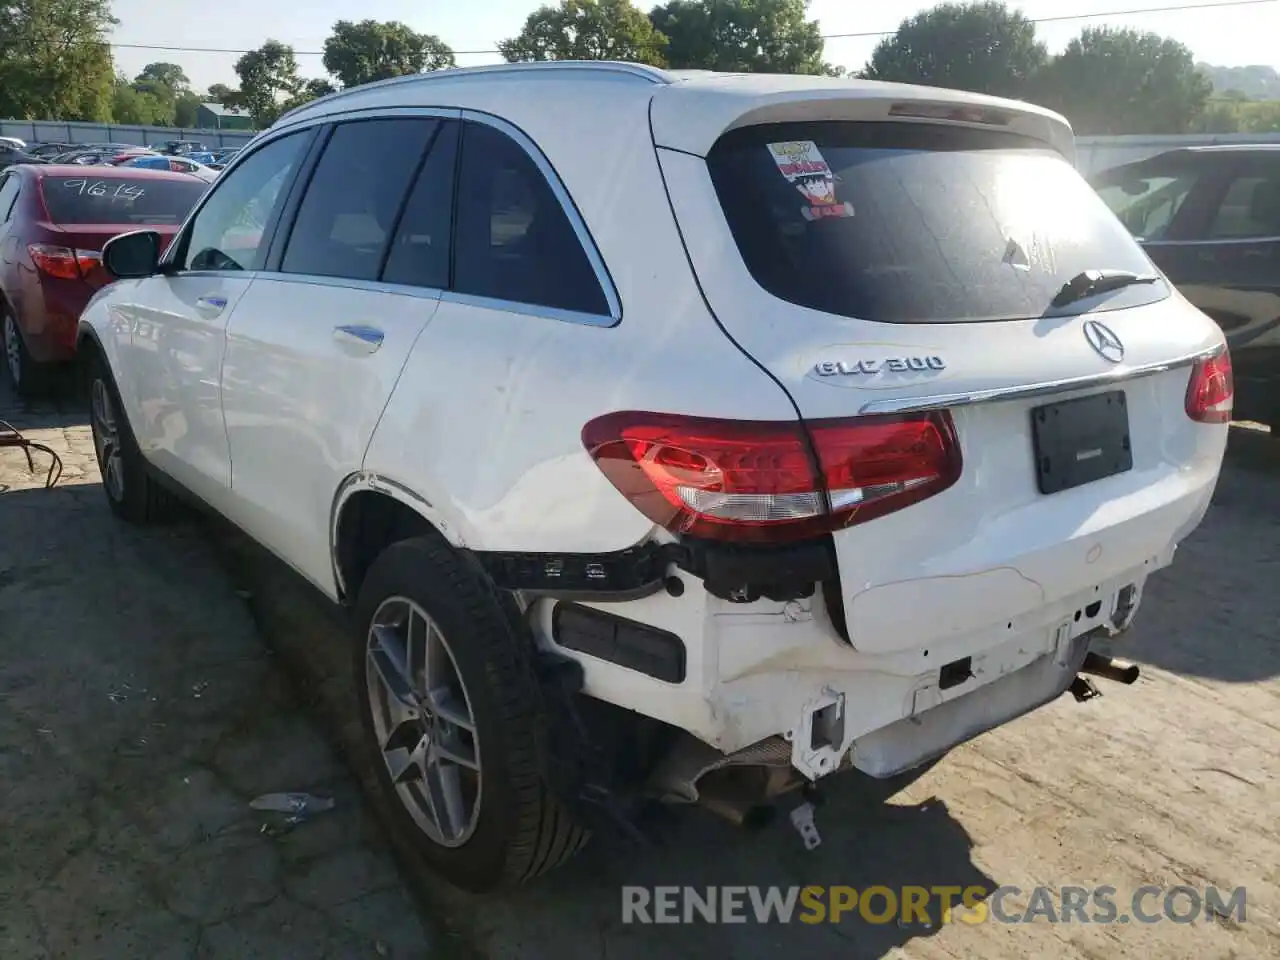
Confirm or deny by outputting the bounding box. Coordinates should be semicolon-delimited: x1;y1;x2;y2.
40;175;206;225
706;121;1167;324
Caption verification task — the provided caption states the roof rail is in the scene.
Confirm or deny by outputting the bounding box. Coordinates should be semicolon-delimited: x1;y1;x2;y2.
277;61;674;124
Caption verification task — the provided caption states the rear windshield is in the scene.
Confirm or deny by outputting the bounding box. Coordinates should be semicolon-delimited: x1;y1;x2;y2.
40;175;205;225
706;121;1167;323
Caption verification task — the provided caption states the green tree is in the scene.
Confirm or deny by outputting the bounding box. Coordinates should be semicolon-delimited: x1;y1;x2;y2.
499;0;668;66
649;0;832;74
135;62;191;94
110;75;170;125
322;19;455;88
1033;27;1212;134
234;40;304;128
281;78;340;114
206;83;237;103
0;0;116;121
862;1;1046;99
174;92;203;127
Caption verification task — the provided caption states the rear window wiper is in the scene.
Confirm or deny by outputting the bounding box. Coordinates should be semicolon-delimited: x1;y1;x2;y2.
1051;269;1160;308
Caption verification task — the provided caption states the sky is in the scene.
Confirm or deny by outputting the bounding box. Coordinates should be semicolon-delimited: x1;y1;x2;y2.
108;0;1280;94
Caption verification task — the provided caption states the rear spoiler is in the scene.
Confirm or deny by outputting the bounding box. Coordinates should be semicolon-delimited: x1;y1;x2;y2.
650;76;1075;163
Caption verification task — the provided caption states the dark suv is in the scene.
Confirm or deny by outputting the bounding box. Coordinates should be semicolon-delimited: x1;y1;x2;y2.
1091;145;1280;431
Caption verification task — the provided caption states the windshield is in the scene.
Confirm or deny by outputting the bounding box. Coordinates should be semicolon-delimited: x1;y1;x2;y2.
706;121;1167;324
41;176;206;225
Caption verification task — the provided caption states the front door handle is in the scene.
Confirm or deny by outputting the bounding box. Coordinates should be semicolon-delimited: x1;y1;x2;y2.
333;324;384;353
195;295;227;315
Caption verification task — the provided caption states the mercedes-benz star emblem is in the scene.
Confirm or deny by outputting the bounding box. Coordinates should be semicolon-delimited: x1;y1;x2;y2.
1082;320;1124;363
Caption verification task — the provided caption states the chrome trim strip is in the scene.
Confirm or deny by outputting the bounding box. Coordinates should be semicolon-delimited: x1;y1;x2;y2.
247;271;445;302
857;348;1217;415
439;290;616;328
461;109;622;324
1142;235;1280;248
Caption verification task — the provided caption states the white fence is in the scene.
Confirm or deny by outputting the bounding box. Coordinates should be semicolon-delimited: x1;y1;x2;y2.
0;118;256;150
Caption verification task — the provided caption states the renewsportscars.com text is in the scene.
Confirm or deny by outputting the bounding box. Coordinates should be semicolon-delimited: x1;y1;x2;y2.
621;884;1247;926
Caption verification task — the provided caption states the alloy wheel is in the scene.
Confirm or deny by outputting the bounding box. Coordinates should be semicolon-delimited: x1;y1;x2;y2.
90;378;125;501
365;596;482;848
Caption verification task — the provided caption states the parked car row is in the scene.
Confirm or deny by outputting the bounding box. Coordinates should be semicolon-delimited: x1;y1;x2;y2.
1089;144;1280;431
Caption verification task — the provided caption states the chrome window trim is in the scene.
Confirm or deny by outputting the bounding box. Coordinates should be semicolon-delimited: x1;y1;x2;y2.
261;107;621;326
159;122;324;272
440;290;614;327
857;347;1218;416
1143;235;1280;247
247;271;444;303
458;108;621;325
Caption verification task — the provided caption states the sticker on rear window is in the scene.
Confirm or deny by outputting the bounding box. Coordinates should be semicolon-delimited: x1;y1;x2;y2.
766;141;855;222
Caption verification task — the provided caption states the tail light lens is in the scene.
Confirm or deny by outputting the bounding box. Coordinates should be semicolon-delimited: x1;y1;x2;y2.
581;411;962;544
28;244;101;281
1185;349;1233;424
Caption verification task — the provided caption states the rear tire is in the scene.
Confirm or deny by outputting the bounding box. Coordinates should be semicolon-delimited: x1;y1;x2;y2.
353;535;589;893
86;352;180;524
2;304;54;398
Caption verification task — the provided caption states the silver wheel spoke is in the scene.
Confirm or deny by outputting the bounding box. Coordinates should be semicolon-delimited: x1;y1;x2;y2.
424;744;470;841
364;596;482;849
426;687;475;732
368;623;418;710
433;728;479;771
386;733;430;786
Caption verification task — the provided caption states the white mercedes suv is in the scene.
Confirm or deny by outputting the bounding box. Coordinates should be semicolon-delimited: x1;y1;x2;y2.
79;62;1232;893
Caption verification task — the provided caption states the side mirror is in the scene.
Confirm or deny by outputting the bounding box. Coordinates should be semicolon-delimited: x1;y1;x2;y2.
102;230;162;279
1120;180;1149;197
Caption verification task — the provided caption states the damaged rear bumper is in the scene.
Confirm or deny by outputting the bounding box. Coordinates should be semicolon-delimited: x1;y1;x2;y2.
848;628;1094;778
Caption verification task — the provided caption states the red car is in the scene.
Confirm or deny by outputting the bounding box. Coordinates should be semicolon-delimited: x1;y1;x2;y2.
0;164;207;395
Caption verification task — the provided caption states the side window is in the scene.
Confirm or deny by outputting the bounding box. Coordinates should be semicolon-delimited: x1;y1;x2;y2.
0;175;19;222
382;121;458;290
453;121;609;316
1207;171;1280;239
280;118;439;282
1095;171;1201;242
180;130;309;272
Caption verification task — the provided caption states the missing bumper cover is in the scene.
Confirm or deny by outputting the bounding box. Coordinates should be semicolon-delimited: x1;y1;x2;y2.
475;536;836;605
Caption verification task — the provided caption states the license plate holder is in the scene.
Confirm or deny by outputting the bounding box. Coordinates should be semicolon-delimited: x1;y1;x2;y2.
1031;390;1132;495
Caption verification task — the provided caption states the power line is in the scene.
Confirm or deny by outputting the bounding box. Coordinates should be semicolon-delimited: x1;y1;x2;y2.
103;0;1276;57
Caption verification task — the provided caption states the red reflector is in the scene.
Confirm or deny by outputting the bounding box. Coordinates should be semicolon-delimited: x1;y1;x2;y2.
1185;349;1233;424
28;244;100;281
582;411;962;544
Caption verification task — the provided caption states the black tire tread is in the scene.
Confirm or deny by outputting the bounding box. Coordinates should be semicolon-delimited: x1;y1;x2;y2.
358;535;588;890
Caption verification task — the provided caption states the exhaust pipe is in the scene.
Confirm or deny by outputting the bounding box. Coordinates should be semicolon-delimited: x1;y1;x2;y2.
1080;651;1140;684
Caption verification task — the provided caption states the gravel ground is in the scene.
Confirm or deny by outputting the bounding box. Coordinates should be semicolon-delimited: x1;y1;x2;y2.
0;381;433;959
3;371;1276;960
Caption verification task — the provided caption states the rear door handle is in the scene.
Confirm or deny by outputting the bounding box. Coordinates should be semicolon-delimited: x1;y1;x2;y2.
333;324;385;353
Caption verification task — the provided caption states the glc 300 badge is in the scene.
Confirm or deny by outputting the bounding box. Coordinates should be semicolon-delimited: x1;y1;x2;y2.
813;356;946;377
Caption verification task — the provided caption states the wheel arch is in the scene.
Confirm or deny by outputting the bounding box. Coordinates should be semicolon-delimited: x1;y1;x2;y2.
330;472;471;604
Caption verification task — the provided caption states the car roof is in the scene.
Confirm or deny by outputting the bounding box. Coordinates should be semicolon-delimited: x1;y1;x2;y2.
31;164;207;181
273;61;1075;159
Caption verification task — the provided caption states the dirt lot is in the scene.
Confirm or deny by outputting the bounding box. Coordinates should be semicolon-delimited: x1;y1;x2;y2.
3;375;1278;960
0;383;431;958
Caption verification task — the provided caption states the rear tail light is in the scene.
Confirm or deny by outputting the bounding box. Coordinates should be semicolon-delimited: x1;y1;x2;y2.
28;244;101;281
581;411;962;544
1185;349;1233;424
